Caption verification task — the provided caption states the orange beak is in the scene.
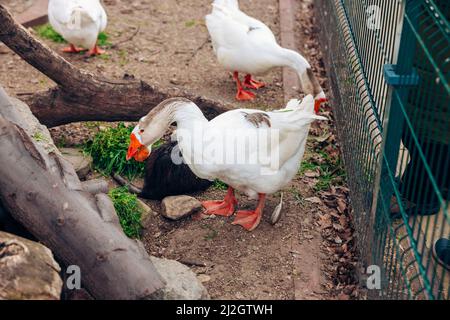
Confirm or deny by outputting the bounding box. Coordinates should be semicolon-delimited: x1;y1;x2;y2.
314;98;328;114
126;133;150;162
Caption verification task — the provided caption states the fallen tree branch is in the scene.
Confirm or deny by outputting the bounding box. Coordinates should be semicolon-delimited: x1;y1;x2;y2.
0;5;231;128
0;87;165;299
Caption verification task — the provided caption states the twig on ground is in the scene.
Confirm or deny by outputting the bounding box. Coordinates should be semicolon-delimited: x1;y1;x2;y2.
177;258;208;267
107;26;140;49
186;37;210;64
112;173;142;195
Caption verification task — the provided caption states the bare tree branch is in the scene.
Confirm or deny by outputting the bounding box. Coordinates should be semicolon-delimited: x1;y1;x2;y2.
0;5;231;127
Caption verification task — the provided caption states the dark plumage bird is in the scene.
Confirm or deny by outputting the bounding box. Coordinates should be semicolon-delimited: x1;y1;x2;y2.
115;141;212;200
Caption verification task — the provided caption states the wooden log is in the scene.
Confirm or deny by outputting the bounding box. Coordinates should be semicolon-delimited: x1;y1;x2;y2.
0;87;165;299
0;4;231;128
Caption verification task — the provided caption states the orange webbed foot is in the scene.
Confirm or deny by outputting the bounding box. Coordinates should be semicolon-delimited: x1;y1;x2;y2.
62;44;85;53
200;187;237;217
88;45;106;56
236;89;256;101
243;75;266;90
232;210;262;231
201;200;236;217
232;194;266;231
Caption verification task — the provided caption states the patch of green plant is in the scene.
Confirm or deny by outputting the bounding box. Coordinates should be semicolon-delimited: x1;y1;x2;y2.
34;24;110;46
97;32;111;46
35;24;66;43
84;123;145;179
108;187;143;238
212;179;228;191
299;161;319;175
300;149;346;192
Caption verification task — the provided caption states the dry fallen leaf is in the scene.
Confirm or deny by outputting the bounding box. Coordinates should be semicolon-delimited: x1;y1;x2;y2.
337;198;347;213
305;196;322;204
304;170;320;178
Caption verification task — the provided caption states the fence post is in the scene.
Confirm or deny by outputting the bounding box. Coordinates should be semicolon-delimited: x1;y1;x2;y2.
372;0;421;280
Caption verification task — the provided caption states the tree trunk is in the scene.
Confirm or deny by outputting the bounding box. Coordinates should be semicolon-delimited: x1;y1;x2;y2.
0;87;165;299
0;4;231;128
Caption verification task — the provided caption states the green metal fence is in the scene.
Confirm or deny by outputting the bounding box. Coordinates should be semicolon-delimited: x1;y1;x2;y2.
316;0;449;299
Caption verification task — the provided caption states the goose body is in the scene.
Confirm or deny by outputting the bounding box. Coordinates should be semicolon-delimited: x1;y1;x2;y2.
48;0;107;55
206;0;327;109
127;96;326;230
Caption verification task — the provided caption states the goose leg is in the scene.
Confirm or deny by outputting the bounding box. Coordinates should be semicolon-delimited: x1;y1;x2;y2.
201;187;237;217
62;44;85;53
232;194;266;231
233;72;255;101
243;74;266;90
88;42;105;56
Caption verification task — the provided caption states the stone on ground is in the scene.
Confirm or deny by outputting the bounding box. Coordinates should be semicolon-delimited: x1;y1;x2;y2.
0;231;63;300
161;195;202;221
150;256;209;300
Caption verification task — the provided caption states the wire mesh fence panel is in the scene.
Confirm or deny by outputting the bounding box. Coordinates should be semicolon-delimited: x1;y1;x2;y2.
317;0;449;299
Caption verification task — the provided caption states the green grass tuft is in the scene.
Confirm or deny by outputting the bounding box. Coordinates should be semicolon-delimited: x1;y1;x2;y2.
212;179;228;191
35;24;66;43
108;187;143;238
84;123;145;179
97;32;111;46
300;149;346;192
35;24;110;46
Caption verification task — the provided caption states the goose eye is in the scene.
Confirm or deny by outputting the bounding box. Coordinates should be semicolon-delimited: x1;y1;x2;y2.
139;129;144;134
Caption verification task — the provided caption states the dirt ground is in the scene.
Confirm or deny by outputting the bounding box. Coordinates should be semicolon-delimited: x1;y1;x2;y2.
0;0;358;299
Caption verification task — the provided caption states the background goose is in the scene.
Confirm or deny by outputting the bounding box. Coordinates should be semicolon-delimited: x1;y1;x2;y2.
48;0;108;55
205;0;327;113
126;96;326;231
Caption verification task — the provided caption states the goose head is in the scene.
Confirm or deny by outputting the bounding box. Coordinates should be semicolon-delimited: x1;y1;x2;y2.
126;125;151;162
298;68;327;114
126;98;191;162
279;48;328;113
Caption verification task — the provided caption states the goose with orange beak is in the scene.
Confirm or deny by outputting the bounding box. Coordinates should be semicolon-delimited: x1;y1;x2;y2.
125;96;326;231
205;0;328;113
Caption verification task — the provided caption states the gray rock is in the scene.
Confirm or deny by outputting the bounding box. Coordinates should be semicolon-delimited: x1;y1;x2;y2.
161;196;202;220
0;231;63;300
150;256;209;300
60;148;93;179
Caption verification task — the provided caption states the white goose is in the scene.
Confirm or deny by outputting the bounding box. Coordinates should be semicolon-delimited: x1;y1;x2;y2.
48;0;108;55
205;0;327;112
126;96;326;231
